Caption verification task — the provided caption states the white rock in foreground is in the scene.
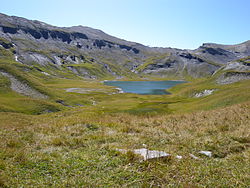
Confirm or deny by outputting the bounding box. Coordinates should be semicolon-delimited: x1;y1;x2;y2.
116;148;170;160
189;154;200;160
198;151;212;157
134;148;170;160
176;155;183;159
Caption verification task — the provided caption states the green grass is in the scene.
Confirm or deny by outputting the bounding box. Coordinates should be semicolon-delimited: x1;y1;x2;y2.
0;46;15;59
12;37;40;48
0;56;249;115
168;75;250;112
66;62;108;78
0;101;249;187
0;54;249;186
0;58;103;114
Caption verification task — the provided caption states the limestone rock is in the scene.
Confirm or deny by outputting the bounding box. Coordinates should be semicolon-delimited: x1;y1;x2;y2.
198;151;212;157
116;148;170;161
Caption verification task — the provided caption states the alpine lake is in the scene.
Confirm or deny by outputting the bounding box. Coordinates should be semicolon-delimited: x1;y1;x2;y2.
104;80;186;95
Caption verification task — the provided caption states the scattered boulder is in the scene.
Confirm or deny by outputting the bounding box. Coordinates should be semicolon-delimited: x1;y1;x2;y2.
194;89;215;98
116;148;170;161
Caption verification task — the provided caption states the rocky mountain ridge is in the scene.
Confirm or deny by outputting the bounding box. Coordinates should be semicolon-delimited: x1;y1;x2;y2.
0;13;250;79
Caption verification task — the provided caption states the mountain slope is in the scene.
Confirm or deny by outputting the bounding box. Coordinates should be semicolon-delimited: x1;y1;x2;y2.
0;12;250;79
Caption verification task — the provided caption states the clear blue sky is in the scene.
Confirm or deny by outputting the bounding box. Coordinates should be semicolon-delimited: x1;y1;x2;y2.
1;0;249;49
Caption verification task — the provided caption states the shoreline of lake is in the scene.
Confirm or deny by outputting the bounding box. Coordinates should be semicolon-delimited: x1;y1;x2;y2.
103;80;186;95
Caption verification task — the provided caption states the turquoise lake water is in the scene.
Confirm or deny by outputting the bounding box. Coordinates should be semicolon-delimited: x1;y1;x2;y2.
104;80;186;95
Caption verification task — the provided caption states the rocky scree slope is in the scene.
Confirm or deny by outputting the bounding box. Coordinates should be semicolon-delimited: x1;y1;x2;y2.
0;13;250;79
0;71;48;99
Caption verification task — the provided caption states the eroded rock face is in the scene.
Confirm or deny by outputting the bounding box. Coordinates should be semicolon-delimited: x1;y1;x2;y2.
0;38;13;49
0;71;48;99
141;54;219;78
217;72;250;85
179;52;204;62
200;47;227;56
224;61;250;72
1;26;88;43
21;53;52;66
0;13;142;56
0;13;250;79
193;42;250;65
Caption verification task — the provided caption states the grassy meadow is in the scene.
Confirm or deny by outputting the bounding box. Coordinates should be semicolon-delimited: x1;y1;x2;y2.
0;57;249;187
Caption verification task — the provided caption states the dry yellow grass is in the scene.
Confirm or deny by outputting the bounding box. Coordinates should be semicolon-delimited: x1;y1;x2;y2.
0;101;249;187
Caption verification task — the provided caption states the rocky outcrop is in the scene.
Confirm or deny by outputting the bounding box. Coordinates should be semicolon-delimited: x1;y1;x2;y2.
0;38;13;49
116;148;170;161
0;13;144;67
194;89;216;98
1;25;89;42
193;41;250;65
217;71;250;85
0;13;250;79
140;53;219;78
0;71;48;99
224;61;250;72
215;60;250;84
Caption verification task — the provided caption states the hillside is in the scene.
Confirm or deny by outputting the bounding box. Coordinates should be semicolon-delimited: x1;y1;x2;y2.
1;13;250;79
0;13;249;187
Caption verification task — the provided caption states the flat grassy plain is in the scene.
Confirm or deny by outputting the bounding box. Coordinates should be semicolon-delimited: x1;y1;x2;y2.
0;58;249;187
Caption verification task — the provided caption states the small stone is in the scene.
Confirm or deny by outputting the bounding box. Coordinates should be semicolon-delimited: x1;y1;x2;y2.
189;153;200;160
116;148;170;161
176;155;183;159
133;148;170;160
198;151;212;157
